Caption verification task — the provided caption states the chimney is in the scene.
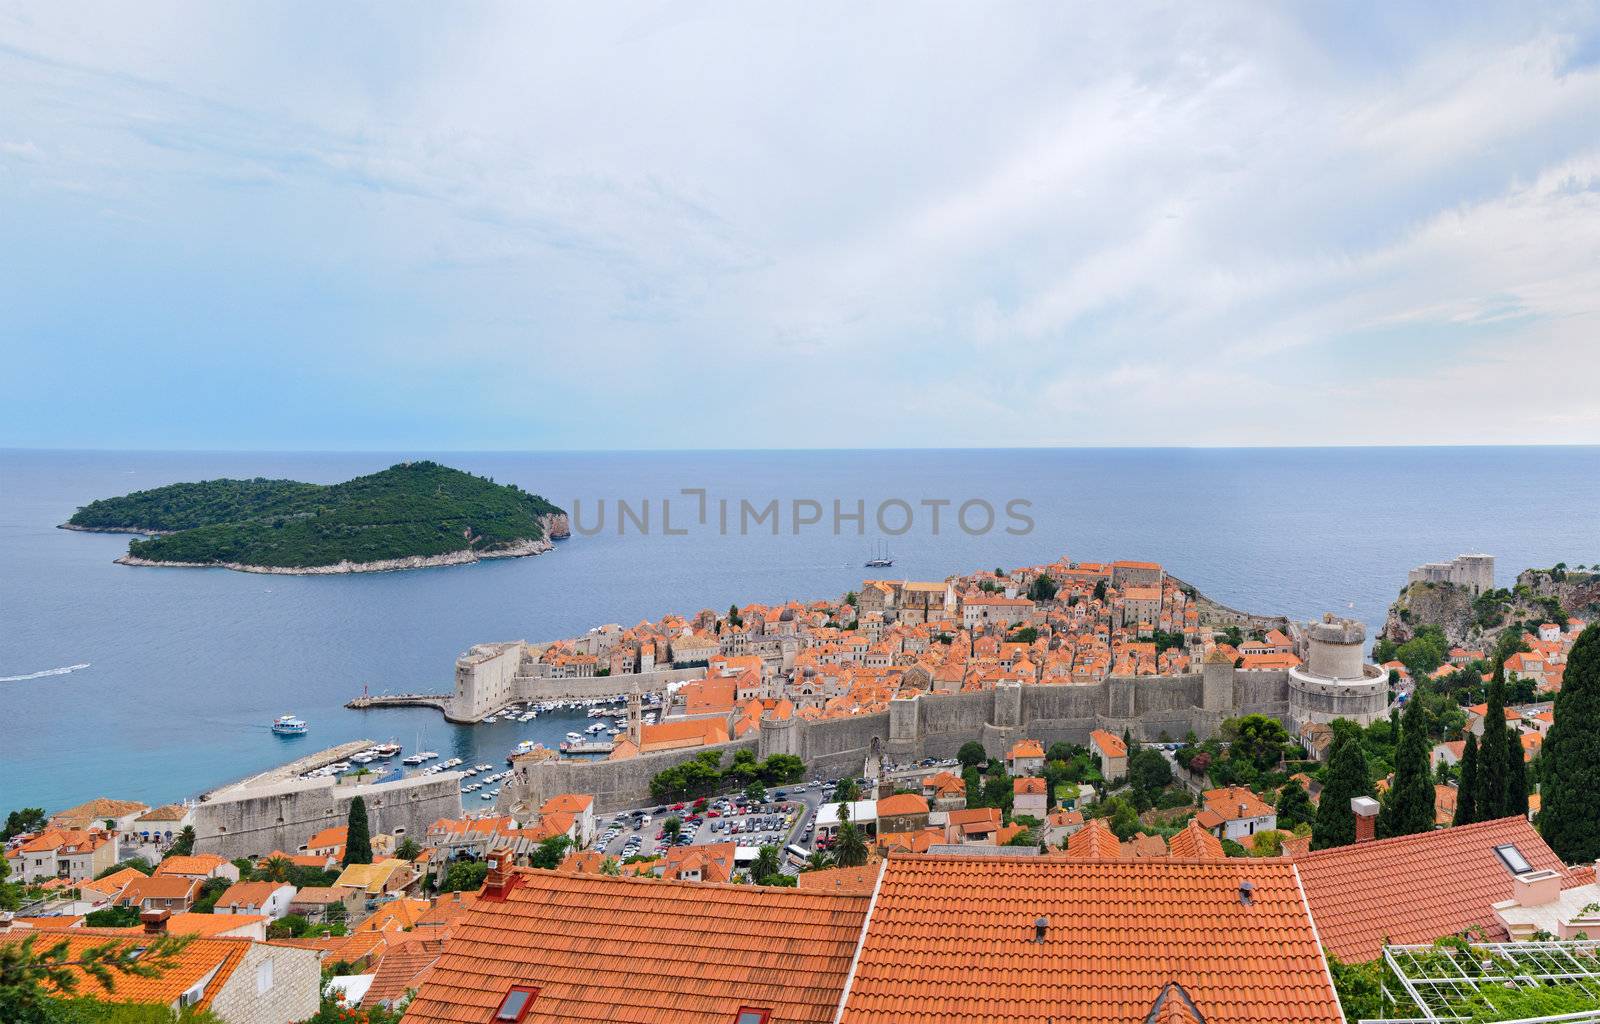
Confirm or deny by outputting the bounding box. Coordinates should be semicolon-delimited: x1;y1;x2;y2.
140;909;170;934
0;911;15;933
481;846;518;900
1034;916;1049;943
1351;797;1380;843
1511;869;1563;908
1239;880;1254;905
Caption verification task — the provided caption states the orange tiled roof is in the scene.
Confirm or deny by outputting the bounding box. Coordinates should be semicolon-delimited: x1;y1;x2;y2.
874;793;929;817
838;855;1341;1024
364;935;449;1007
402;868;872;1024
1295;816;1576;961
1089;729;1126;757
1167;821;1225;860
796;863;880;894
0;933;248;1011
153;854;229;877
1064;819;1123;860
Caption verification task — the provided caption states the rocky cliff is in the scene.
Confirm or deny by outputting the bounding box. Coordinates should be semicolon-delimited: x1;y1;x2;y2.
1380;565;1600;649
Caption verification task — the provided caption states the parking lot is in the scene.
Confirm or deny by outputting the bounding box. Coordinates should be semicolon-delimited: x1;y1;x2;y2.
591;780;848;867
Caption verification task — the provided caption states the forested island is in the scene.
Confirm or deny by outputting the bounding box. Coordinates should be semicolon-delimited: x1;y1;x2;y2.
63;461;570;574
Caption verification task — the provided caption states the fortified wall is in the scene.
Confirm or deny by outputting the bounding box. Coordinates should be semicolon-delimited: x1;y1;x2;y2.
508;659;1301;813
191;772;463;860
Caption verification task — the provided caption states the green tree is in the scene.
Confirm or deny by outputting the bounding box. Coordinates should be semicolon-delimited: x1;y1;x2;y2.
1126;748;1173;797
2;809;47;841
1312;735;1373;850
342;797;373;867
257;855;295;883
189;877;229;915
1383;693;1435;838
751;845;782;883
1224;714;1292;772
803;851;833;872
1027;575;1058;601
956;742;987;770
832;779;861;803
744;782;767;804
1477;676;1511;820
162;826;196;859
395;837;421;861
1540;624;1600;861
1454;733;1479;826
1275;781;1315;831
831;804;868;868
1505;727;1529;821
663;817;682;842
528;836;571;870
1093;580;1108;602
440;860;488;893
0;933;192;1024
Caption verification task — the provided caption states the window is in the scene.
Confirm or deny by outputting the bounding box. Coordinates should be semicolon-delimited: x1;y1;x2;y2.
1495;844;1533;874
494;986;538;1022
735;1009;771;1024
257;960;274;994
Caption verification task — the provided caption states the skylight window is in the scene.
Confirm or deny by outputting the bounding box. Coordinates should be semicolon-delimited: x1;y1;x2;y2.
493;986;538;1022
1494;844;1533;874
735;1010;771;1024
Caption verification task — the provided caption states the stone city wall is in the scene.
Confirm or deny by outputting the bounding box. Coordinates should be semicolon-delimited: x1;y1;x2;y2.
192;773;463;860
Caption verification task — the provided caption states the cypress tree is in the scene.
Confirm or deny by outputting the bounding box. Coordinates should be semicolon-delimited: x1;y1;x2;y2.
1477;675;1510;820
1454;733;1478;826
1505;726;1528;820
343;796;373;866
1312;735;1373;850
1540;624;1600;862
1385;693;1435;837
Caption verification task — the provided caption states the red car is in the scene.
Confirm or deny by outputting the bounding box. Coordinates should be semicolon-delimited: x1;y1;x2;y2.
670;803;686;811
705;810;721;818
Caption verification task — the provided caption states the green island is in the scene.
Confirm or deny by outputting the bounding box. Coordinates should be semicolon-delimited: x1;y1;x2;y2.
62;461;568;574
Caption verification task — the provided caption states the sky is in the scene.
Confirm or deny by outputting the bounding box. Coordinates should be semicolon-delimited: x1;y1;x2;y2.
2;2;1599;450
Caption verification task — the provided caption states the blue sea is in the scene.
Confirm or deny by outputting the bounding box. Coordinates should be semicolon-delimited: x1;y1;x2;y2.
2;447;1597;813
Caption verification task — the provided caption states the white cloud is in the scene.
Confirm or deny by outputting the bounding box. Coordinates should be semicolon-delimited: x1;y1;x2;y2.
0;2;1596;447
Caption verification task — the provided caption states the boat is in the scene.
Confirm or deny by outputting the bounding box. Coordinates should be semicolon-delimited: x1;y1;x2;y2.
272;714;308;735
372;742;401;759
565;731;582;742
585;722;606;734
865;541;894;568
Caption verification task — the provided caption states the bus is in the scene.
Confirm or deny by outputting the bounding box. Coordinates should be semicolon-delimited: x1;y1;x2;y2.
784;843;812;868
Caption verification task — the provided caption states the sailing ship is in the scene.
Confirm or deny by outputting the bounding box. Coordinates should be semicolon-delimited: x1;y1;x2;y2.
864;541;894;568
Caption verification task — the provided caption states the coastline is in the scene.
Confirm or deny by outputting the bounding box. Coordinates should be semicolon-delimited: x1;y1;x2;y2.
58;523;174;536
92;511;571;576
114;535;557;575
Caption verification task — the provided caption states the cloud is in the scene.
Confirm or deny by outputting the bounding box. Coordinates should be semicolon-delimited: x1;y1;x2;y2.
0;3;1596;448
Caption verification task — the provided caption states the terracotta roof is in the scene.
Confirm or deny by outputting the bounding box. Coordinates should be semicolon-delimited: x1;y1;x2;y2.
1167;821;1225;860
80;866;148;897
364;935;449;1007
115;874;200;906
0;933;248;1011
403;868;873;1024
839;856;1341;1024
215;880;288;911
1295;816;1576;960
1064;819;1123;860
1090;729;1127;757
874;793;929;817
153;854;230;877
796;863;881;894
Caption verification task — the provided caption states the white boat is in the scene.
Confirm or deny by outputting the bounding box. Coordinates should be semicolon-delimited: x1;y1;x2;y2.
566;731;582;742
272;714;308;736
585;722;606;734
484;716;497;723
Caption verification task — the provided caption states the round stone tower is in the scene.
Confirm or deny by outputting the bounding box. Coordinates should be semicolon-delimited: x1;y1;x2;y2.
1288;614;1389;728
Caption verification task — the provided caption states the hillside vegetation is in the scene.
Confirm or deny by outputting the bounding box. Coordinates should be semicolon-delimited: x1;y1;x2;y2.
67;462;564;569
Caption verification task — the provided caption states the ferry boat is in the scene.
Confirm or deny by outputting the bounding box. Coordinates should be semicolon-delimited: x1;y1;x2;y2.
272;714;308;736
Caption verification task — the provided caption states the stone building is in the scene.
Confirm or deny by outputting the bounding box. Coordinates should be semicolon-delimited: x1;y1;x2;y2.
1408;553;1495;595
1287;616;1391;728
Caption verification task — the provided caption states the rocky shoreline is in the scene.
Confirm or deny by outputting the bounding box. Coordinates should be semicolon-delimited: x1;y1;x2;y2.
58;523;174;536
108;512;571;576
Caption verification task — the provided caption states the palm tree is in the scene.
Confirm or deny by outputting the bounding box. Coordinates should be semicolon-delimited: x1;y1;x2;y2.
258;855;295;883
752;845;781;882
804;851;833;872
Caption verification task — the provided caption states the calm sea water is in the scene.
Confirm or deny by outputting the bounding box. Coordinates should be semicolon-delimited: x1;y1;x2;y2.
2;447;1597;813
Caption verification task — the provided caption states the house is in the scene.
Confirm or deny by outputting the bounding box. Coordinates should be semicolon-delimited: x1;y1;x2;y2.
940;807;1002;845
874;793;930;834
1297;722;1336;762
1431;739;1467;771
538;794;596;848
1195;786;1277;842
1038;810;1083;847
0;923;320;1024
1295;814;1588;961
1011;777;1048;820
6;828;117;882
814;800;877;839
50;798;150;833
114;874;202;914
401;853;874;1024
289;886;363;924
302;826;347;861
154;853;240;882
1004;738;1045;776
214;880;297;920
920;771;967;810
1465;702;1522;737
1492;863;1600;940
654;842;737;883
400;851;1342;1024
334;858;415;899
1088;729;1127;783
